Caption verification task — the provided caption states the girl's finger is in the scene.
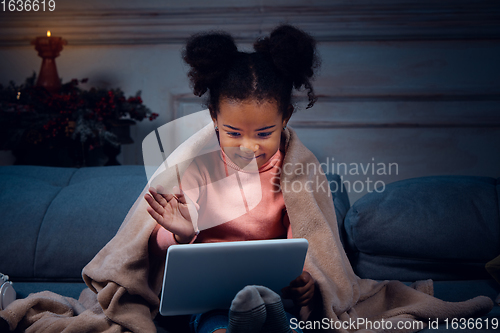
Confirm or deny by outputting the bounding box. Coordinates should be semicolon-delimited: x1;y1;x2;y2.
172;193;187;204
289;273;310;288
150;190;168;206
146;206;164;224
293;293;314;307
289;281;314;300
171;186;187;204
151;185;174;201
295;288;314;304
290;280;312;295
168;195;181;211
145;193;165;214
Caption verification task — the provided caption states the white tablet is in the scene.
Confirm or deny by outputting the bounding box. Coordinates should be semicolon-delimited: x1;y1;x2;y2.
159;238;309;316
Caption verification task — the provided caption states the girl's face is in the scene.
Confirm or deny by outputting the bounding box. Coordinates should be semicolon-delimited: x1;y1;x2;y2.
212;98;288;169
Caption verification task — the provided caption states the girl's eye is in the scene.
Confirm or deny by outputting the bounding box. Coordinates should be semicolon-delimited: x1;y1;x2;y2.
258;132;273;138
227;132;241;137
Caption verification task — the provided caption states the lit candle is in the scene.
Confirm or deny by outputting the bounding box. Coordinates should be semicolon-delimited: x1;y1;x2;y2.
31;30;67;92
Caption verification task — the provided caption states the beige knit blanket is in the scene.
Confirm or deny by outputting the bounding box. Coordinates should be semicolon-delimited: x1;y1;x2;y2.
0;125;493;333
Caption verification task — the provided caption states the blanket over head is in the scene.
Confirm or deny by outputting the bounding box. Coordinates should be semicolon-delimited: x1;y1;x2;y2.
0;115;494;333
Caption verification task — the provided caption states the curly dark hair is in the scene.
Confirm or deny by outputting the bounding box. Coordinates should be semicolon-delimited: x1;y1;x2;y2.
182;24;320;120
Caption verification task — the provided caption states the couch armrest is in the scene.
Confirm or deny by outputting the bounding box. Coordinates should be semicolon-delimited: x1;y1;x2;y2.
344;175;500;281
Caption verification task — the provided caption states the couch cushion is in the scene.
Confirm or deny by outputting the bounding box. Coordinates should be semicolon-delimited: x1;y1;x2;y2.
34;166;147;280
0;166;77;279
344;175;500;281
0;165;76;187
12;282;87;300
0;165;147;282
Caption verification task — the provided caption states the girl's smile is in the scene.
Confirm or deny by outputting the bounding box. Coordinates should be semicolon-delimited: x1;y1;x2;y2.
212;98;288;169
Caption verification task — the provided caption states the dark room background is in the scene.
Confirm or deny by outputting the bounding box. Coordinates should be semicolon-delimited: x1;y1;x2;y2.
1;0;499;203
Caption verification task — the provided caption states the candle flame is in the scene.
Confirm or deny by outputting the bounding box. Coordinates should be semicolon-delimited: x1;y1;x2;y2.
47;31;51;37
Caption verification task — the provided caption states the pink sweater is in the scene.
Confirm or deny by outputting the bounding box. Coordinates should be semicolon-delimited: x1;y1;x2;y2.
150;149;291;255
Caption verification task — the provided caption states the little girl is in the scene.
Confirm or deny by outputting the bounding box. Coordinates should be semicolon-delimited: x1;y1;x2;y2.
145;24;320;333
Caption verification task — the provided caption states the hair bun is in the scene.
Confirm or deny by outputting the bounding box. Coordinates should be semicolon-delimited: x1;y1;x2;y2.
254;24;318;90
183;32;238;97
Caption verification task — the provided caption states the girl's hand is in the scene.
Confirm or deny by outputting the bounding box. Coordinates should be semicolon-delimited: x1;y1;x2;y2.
281;271;315;307
145;185;196;243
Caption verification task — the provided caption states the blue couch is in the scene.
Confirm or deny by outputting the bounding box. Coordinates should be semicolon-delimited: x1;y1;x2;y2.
0;165;498;332
343;175;500;332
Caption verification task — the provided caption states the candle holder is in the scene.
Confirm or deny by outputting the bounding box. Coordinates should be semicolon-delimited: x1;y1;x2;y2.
31;32;67;93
